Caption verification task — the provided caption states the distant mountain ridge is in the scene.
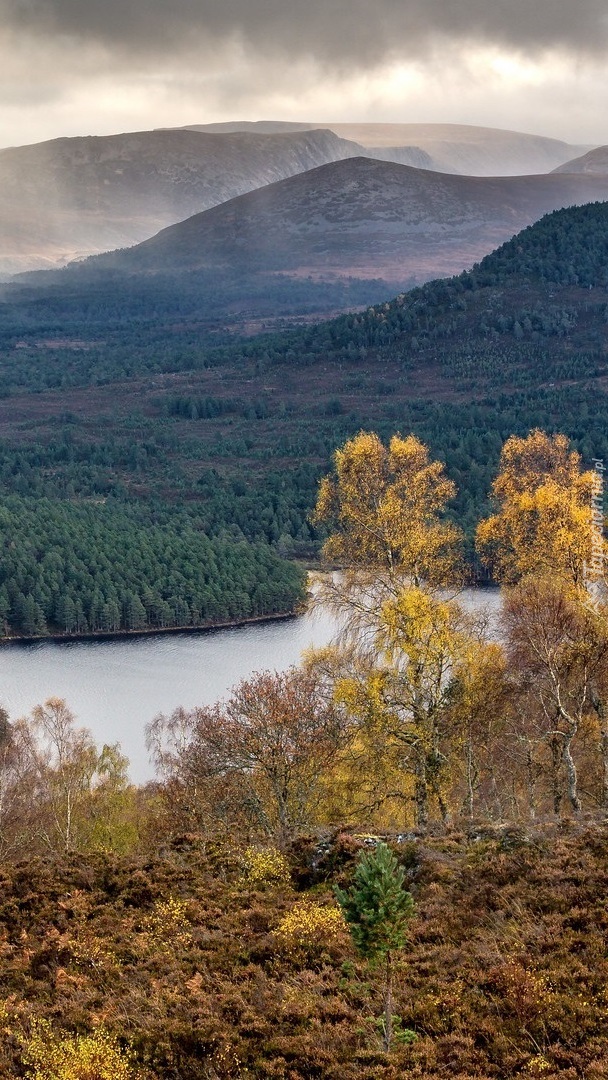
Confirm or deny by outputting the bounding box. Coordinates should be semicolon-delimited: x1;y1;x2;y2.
0;120;597;281
184;121;590;176
553;145;608;174
0;127;364;276
82;157;608;291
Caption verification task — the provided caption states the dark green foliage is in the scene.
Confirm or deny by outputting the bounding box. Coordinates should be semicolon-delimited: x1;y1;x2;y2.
473;201;608;287
0;202;607;624
335;842;414;963
335;842;415;1050
0;495;306;637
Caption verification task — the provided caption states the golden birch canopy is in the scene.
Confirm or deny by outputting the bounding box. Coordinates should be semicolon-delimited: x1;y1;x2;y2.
476;429;604;586
313;431;461;588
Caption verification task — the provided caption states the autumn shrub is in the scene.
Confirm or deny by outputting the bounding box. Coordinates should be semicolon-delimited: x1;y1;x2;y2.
525;1054;553;1075
69;928;119;971
274;899;346;958
242;847;291;888
141;896;192;951
22;1019;136;1080
486;961;551;1026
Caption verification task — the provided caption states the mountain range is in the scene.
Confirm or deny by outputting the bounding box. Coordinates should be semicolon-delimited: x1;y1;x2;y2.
0;122;596;279
185;121;588;176
0;127;363;276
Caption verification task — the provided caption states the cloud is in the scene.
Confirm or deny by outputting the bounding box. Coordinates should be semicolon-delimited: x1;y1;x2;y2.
4;0;608;65
0;1;606;149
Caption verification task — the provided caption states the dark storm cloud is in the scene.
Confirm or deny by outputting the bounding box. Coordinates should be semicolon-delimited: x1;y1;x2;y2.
4;0;608;62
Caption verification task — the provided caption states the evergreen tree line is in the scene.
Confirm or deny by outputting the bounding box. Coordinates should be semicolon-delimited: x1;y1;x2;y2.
0;495;305;638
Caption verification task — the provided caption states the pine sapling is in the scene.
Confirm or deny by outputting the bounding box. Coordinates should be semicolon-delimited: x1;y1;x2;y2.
335;841;414;1052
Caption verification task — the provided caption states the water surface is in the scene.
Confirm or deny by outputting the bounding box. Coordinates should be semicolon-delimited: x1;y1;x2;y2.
0;589;500;782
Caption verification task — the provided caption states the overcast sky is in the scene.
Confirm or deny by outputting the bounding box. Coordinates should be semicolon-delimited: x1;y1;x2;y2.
1;0;607;149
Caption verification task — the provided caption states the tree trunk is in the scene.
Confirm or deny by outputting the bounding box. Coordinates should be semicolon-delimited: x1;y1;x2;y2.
464;736;477;819
413;761;428;829
563;736;581;813
549;736;563;817
594;698;608;809
525;745;537;821
383;950;393;1053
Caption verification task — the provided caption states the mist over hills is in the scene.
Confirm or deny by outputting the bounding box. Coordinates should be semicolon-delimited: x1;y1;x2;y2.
185;121;589;176
76;157;608;296
0;120;595;280
0;127;363;277
553;145;608;174
1;202;608;576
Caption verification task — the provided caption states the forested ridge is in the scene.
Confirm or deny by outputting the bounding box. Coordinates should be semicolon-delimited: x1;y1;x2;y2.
0;202;607;635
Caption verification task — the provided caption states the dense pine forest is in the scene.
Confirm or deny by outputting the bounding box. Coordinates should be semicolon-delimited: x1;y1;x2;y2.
0;496;305;637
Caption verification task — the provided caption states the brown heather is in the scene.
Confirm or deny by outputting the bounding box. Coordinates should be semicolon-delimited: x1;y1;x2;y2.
0;825;607;1078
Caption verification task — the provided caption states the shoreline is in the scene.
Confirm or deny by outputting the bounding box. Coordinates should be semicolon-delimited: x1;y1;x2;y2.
0;580;500;648
0;606;305;648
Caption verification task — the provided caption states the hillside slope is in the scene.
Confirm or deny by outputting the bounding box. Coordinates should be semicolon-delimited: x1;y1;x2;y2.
1;204;608;569
187;120;590;176
86;158;608;289
553;145;608;174
0;127;363;276
1;826;608;1079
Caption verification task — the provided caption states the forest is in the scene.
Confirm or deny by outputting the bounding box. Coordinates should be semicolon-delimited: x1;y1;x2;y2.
0;496;305;637
0;427;607;1078
0;203;604;637
0;204;606;640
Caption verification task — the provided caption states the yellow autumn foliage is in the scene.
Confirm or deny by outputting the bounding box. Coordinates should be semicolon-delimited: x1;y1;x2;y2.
476;429;603;585
243;847;291;887
142;896;191;950
326;585;484;827
274;900;346;954
313;431;461;588
23;1020;135;1080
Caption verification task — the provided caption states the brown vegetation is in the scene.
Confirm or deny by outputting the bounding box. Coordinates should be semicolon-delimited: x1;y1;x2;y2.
1;826;608;1078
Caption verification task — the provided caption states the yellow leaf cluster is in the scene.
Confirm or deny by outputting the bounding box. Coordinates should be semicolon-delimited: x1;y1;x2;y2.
274;900;346;952
22;1020;135;1080
476;430;602;585
242;847;291;887
525;1054;552;1075
142;897;191;951
377;586;472;670
313;431;461;587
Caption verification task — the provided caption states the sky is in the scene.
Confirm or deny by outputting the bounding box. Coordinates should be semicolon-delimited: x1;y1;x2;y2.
1;0;607;149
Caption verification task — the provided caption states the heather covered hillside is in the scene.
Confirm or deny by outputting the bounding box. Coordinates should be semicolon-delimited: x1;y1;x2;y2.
65;159;608;290
0;127;364;276
1;826;608;1079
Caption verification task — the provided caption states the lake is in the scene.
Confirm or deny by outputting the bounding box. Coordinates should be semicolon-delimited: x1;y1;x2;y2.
0;588;501;783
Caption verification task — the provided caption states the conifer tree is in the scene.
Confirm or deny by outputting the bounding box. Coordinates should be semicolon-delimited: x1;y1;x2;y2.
335;841;414;1052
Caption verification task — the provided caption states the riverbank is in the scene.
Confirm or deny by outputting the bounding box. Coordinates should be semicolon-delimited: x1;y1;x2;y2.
0;587;497;784
0;604;305;647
